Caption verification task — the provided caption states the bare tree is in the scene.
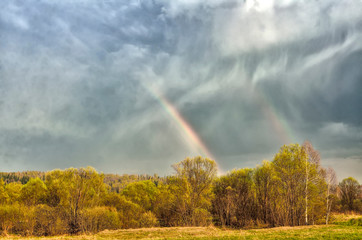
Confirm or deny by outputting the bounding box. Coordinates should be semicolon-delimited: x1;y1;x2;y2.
302;141;321;225
325;167;337;224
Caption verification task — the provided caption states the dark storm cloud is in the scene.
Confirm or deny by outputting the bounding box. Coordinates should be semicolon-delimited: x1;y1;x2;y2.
0;0;361;181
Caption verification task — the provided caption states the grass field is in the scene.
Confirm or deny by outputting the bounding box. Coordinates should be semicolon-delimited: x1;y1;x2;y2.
2;224;361;240
2;214;361;240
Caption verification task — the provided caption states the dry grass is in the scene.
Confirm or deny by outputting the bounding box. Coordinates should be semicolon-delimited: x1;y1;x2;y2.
98;224;361;239
330;212;362;222
1;216;362;240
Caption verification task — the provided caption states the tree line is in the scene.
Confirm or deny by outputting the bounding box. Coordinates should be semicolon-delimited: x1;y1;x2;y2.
0;142;361;236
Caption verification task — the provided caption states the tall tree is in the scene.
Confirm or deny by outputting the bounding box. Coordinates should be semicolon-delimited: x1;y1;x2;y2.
213;168;255;227
272;144;308;226
324;167;337;224
172;156;217;226
20;177;47;206
121;180;159;211
153;181;178;227
45;167;106;234
339;177;360;211
253;161;275;225
302;141;321;225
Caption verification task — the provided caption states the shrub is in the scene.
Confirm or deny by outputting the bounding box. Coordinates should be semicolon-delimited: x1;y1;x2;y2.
139;211;159;228
0;204;23;235
33;205;67;236
193;208;212;226
80;207;120;233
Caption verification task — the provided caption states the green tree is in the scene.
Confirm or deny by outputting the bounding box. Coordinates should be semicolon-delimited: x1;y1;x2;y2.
5;182;22;203
20;178;48;206
253;161;275;226
121;180;159;211
0;179;9;204
44;169;68;207
45;167;107;234
272;144;308;226
172;156;217;226
272;143;326;226
213;168;255;227
339;177;360;211
153;181;178;227
103;192;152;228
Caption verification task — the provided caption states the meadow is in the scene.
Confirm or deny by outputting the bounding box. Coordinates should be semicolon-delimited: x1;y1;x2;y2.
2;214;362;240
1;224;361;240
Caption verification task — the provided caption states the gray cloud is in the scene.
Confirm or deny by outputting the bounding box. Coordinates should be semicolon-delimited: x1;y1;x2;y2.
0;0;361;181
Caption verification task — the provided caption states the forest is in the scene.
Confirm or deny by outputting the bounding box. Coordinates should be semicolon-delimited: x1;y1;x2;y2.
0;142;361;236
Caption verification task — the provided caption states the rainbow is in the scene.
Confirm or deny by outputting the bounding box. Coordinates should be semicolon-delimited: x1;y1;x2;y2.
255;88;294;144
145;85;215;161
142;82;293;167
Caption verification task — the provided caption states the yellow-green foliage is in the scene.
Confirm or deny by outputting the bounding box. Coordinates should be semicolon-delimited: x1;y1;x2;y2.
80;207;120;233
0;144;360;237
20;178;47;206
121;180;159;211
0;204;22;235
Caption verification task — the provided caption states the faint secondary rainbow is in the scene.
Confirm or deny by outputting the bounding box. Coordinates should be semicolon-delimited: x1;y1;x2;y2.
255;88;294;144
145;85;215;161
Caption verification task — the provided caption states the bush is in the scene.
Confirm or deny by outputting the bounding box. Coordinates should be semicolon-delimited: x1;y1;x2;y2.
193;208;212;226
104;194;146;229
0;204;24;235
33;205;67;236
139;211;159;228
16;206;35;236
80;207;120;233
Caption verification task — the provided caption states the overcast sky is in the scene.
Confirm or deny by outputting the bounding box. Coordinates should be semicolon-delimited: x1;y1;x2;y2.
1;0;361;182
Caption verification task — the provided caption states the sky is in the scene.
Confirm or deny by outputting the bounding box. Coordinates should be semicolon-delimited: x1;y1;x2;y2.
0;0;361;182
